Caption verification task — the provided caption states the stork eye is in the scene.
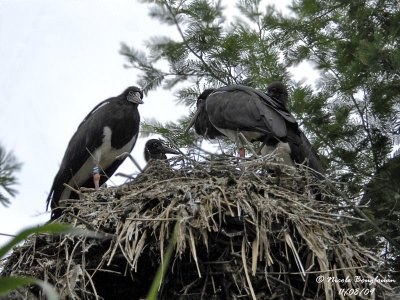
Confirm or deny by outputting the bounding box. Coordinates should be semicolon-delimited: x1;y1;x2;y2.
128;91;134;95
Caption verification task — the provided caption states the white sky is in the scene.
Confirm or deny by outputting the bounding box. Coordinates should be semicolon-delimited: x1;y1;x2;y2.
0;0;313;247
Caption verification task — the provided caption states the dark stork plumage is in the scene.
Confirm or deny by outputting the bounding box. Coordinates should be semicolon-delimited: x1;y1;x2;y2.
115;139;180;180
187;82;324;174
47;86;143;220
141;139;180;178
144;139;180;162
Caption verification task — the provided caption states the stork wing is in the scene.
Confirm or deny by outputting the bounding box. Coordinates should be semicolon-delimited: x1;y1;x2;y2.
206;88;288;138
218;85;297;124
78;99;111;129
46;109;106;210
299;131;324;175
287;129;324;175
193;102;224;139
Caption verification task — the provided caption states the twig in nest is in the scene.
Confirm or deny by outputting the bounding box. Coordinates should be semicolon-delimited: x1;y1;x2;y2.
238;132;259;158
0;151;390;299
63;183;82;196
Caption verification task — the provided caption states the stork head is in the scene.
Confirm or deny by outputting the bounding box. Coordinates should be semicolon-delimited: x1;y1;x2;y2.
144;139;179;162
184;88;222;139
266;81;288;109
124;86;144;104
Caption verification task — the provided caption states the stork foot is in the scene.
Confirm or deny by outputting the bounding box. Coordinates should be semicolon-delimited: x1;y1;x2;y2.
239;147;246;158
93;166;101;190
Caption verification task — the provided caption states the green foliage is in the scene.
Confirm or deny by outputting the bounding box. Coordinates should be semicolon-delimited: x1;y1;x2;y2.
121;0;400;265
146;221;179;300
352;155;400;282
122;0;400;176
0;224;71;299
0;223;101;259
122;0;288;94
141;117;199;148
266;0;399;180
0;144;22;207
0;223;103;298
0;277;58;300
358;156;400;247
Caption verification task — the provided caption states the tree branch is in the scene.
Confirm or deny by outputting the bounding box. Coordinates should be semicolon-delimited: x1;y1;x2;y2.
163;1;229;85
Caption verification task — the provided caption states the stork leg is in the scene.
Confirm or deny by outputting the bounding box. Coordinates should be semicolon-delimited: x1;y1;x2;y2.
239;147;246;158
92;166;101;190
237;132;259;158
235;131;246;158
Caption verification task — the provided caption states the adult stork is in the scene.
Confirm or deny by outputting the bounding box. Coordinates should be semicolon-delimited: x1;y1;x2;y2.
46;86;143;220
187;82;324;174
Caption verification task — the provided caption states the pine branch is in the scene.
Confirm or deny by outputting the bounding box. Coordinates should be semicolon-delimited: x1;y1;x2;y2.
0;145;22;207
163;1;229;86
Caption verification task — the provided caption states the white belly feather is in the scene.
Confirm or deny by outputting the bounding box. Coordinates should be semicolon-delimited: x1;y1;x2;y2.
60;126;137;199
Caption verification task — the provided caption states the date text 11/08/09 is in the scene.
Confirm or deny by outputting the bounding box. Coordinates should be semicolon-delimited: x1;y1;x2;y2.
339;288;375;296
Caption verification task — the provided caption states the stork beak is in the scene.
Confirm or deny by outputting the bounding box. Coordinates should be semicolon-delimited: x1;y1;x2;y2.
161;145;180;155
184;109;201;134
128;92;144;104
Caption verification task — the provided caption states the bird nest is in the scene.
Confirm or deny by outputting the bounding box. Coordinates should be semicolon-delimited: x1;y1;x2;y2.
1;152;391;299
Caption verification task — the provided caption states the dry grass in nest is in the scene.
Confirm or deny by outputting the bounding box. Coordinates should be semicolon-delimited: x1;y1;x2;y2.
1;151;391;299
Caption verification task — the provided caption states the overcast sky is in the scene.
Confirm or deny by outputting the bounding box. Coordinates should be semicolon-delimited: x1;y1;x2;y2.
0;0;309;247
